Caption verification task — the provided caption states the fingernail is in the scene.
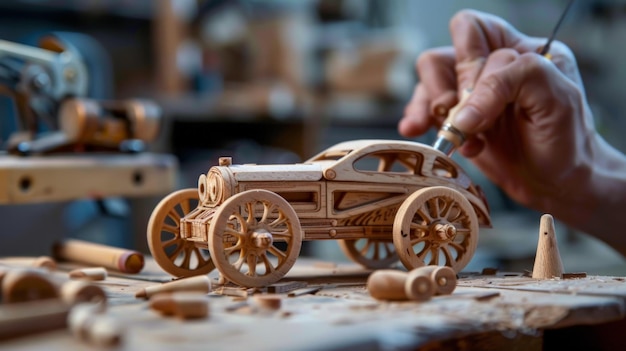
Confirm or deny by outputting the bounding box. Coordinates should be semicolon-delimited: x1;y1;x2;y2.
452;106;480;133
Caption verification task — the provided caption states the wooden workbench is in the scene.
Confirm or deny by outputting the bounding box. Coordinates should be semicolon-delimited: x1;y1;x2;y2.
1;257;625;351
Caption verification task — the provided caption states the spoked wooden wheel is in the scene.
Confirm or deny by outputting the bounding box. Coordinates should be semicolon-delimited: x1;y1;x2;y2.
147;188;215;277
338;239;398;269
209;189;302;287
393;186;478;273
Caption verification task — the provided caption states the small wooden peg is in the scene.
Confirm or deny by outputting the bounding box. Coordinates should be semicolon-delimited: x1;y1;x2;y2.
532;214;564;279
69;267;108;281
135;275;211;299
411;265;457;295
149;292;209;319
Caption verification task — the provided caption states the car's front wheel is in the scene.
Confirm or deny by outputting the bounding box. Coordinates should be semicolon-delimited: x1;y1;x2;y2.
392;186;478;273
208;189;302;287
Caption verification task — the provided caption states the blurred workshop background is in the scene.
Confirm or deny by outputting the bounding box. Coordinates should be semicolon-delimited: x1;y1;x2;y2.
0;0;624;274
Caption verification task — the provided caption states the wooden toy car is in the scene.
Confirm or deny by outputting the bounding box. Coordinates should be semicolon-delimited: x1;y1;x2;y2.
147;139;491;287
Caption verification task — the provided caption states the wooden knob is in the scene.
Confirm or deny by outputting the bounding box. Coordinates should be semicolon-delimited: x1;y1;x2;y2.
404;271;435;302
1;269;59;303
411;266;457;295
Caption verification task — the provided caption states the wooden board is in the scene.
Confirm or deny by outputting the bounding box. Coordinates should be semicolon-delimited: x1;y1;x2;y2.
1;257;625;351
0;153;178;204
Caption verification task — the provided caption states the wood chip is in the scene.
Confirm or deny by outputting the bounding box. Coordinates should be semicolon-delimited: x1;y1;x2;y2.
562;272;587;279
481;267;498;275
474;292;500;301
252;294;282;310
215;286;250;298
312;261;337;269
288;286;322;297
267;281;307;294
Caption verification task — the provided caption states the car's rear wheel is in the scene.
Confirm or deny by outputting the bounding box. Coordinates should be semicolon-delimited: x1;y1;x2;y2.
147;189;215;277
209;189;302;287
338;239;398;269
393;186;478;273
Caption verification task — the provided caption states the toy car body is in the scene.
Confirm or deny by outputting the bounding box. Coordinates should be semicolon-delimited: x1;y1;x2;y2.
147;139;491;287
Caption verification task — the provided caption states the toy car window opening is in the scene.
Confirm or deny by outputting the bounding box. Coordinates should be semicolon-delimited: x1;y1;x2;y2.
432;157;458;179
353;151;423;175
311;149;352;161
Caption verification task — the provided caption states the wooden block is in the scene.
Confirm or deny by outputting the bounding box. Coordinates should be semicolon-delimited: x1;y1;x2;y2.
0;153;177;204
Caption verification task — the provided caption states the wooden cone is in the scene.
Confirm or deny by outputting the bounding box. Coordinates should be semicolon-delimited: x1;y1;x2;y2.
532;214;564;279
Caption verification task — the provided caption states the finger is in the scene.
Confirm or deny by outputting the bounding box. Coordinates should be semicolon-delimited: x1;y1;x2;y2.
476;48;520;81
414;47;458;116
449;9;532;90
452;53;562;135
399;83;433;137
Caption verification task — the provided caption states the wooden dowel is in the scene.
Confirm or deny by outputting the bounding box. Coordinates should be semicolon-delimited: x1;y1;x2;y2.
53;239;144;274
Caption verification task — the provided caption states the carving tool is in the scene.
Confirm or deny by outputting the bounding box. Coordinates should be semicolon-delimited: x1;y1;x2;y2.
432;0;575;156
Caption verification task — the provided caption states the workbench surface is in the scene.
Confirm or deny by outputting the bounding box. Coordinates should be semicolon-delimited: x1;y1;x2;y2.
2;257;625;351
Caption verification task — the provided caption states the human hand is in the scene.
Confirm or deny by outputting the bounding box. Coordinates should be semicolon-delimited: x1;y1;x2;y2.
399;9;598;215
